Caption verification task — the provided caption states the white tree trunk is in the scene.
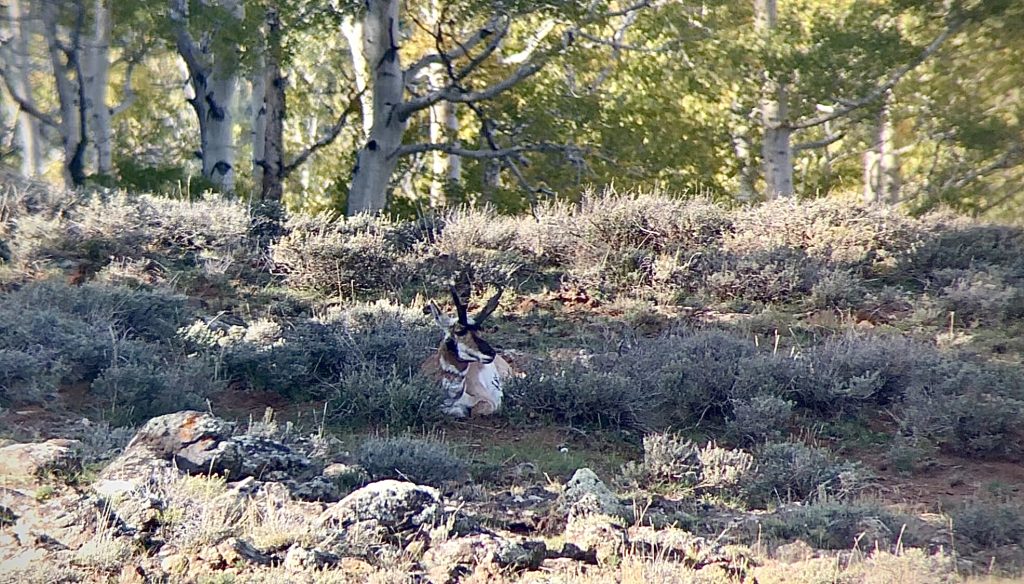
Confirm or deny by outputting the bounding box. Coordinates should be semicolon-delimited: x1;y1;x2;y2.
82;0;112;176
201;73;238;193
41;1;84;187
730;107;758;202
250;57;267;196
446;102;461;184
3;0;44;177
755;0;794;199
862;90;901;205
341;16;374;138
171;0;240;194
259;7;285;203
347;0;404;215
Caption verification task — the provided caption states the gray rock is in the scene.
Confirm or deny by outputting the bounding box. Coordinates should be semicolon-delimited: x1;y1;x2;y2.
422;534;546;584
196;537;271;568
283;544;341;571
559;468;631;521
318;480;441;534
98;411;328;500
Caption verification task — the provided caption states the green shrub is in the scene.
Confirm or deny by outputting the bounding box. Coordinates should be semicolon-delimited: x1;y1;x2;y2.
703;247;822;304
0;281;214;420
90;345;221;424
795;333;944;412
726;198;923;276
745;442;866;507
6;190;252;273
650;331;760;425
884;433;938;474
952;498;1024;549
761;500;913;550
726;394;794;444
931;266;1024;326
506;362;660;432
357;436;467;486
271;213;400;296
894;362;1024;459
332;366;444;429
16;280;190;341
907;217;1024;276
181;301;443;427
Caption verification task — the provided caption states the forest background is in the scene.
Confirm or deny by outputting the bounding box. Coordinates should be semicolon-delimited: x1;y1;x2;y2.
0;0;1021;220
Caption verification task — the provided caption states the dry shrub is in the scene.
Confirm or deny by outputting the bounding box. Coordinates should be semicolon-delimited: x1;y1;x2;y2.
271;213;400;295
726;198;924;276
357;436;467;486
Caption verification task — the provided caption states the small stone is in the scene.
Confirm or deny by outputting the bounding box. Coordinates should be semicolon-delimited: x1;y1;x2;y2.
117;564;145;584
774;539;815;563
160;553;189;574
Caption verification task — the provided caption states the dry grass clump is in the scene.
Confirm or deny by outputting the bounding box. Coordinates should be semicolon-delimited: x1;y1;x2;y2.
271;212;403;296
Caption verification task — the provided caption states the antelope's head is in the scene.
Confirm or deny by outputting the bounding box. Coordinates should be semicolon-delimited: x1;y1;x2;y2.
427;285;503;365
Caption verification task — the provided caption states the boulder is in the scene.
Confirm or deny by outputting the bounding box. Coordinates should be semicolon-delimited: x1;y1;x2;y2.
98;411;333;501
421;534;546;584
559;468;631;521
319;480;441;534
0;439;83;481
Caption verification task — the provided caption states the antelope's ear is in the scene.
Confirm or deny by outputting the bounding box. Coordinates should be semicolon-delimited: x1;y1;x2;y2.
426;301;453;329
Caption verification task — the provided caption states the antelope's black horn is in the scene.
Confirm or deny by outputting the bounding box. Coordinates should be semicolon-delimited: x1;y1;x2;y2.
474;286;504;324
449;284;469;325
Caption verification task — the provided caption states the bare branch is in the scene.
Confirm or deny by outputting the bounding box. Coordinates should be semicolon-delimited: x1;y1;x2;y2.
405;16;507;81
793;132;846;151
944;144;1024;192
283;92;363;176
790;17;964;130
394;140;567;160
399;60;544;119
0;66;59;127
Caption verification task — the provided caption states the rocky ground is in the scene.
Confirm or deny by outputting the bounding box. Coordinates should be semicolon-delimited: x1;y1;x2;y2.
0;410;988;584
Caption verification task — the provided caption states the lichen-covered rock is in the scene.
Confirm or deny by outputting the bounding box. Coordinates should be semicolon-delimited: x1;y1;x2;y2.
98;411;232;484
283;544;341;571
318;480;441;534
559;468;631;521
0;439;83;481
196;537;271;569
97;411;333;501
421;534;546;583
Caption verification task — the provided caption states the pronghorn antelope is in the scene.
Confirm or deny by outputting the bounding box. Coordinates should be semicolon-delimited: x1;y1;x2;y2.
421;286;512;417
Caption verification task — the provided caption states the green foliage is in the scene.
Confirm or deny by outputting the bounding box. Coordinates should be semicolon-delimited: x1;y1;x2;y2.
0;280;212;422
762;500;914;550
953;498;1024;549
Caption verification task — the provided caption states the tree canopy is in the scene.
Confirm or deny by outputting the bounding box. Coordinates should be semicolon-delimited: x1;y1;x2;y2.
0;0;1020;221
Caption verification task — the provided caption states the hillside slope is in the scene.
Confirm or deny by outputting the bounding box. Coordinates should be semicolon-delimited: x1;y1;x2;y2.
1;174;1023;582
